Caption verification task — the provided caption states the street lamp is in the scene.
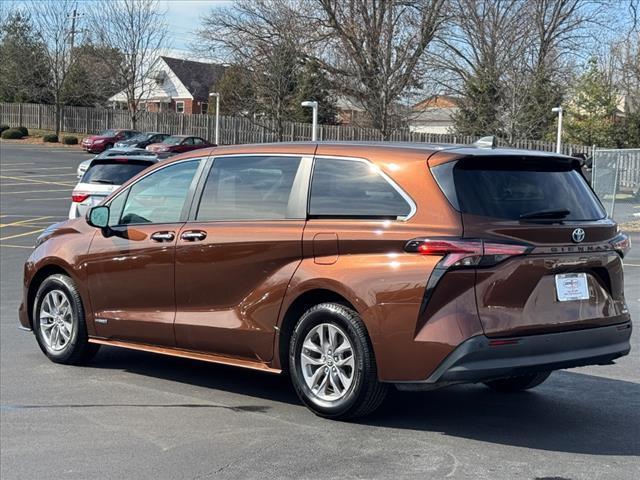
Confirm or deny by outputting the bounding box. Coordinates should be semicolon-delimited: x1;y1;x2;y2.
301;100;318;141
209;92;220;145
552;106;563;154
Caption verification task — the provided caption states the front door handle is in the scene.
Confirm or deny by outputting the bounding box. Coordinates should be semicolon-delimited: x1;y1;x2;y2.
181;230;207;242
150;231;175;242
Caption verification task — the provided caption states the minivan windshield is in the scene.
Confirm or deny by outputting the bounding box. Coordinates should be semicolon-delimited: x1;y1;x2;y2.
82;160;153;185
452;157;606;221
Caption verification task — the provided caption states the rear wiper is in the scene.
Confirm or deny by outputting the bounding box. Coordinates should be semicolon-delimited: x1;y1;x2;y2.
519;208;570;220
90;179;115;184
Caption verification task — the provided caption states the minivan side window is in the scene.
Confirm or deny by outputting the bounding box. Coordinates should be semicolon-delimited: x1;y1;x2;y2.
196;156;301;221
309;158;412;219
115;160;199;225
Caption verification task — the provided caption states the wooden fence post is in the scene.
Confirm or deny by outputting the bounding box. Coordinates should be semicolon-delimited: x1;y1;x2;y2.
37;104;42;130
18;103;22;126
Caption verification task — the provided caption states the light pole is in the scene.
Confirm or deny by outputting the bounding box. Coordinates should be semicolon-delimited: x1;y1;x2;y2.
209;92;220;145
552;106;563;154
301;100;318;141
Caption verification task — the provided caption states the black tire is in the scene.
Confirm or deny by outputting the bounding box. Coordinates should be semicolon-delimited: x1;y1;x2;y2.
484;371;551;392
289;302;387;419
33;274;99;365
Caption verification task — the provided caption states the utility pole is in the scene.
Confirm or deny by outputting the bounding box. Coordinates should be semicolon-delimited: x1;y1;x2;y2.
67;7;83;51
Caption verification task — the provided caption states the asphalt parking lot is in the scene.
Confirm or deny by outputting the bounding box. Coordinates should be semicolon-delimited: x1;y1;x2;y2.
1;143;639;480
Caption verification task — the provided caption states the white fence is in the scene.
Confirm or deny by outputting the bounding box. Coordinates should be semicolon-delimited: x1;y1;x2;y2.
592;149;640;217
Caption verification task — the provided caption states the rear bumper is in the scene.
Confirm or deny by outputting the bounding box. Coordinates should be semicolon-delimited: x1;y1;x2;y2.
396;322;632;390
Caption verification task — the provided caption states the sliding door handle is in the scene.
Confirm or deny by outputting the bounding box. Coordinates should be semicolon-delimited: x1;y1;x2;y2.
181;230;207;242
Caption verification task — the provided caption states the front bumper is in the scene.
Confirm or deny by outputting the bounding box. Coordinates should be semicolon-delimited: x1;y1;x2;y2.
396;322;632;390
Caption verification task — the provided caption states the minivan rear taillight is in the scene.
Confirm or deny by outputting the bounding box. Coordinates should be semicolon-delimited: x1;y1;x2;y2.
610;232;631;258
405;238;531;268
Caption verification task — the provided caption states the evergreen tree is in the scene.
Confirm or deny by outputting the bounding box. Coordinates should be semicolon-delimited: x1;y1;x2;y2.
0;12;51;103
564;59;618;147
452;67;503;137
291;60;337;125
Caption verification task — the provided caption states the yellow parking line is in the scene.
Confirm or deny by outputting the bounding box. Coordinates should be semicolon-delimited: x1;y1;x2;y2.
1;189;71;195
0;216;51;228
0;162;34;166
625;263;640;267
0;243;33;249
0;175;75;187
0;228;45;241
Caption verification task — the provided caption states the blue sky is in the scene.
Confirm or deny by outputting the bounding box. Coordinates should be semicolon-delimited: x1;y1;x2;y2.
160;0;231;52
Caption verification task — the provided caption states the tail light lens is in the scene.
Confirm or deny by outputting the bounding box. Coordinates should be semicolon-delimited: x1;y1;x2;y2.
610;232;631;258
405;238;531;269
72;192;90;203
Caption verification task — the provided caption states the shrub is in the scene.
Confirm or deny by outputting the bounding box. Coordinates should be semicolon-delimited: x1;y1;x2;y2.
62;135;78;145
16;126;28;136
1;128;25;139
42;133;58;143
0;124;9;134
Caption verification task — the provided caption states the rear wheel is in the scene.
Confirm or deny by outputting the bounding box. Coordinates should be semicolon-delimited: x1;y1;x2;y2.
33;274;99;365
484;372;551;392
289;303;387;419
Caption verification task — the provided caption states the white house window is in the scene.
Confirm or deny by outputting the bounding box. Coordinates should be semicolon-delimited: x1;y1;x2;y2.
201;102;208;115
176;101;185;114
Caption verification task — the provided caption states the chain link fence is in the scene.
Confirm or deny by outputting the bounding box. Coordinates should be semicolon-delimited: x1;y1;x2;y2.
592;149;640;222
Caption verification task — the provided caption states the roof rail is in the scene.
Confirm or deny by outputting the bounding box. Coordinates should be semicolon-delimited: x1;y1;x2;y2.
472;136;496;149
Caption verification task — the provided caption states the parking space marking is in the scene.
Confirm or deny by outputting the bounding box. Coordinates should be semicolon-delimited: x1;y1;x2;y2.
24;197;69;201
18;173;79;178
0;228;44;241
625;263;640;267
0;216;52;228
0;166;75;172
0;243;33;249
0;175;75;187
0;162;35;166
1;188;71;195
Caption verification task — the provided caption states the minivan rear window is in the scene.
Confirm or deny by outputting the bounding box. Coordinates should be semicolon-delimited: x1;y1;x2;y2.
82;160;153;186
447;157;605;221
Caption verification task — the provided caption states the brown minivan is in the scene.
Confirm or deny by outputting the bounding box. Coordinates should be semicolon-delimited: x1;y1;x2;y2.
19;142;632;419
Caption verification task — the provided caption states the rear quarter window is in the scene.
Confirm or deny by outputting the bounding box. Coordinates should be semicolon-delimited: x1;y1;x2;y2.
309;158;412;219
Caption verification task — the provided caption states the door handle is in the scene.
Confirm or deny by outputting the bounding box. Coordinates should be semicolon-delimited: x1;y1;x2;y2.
150;231;175;242
181;230;207;242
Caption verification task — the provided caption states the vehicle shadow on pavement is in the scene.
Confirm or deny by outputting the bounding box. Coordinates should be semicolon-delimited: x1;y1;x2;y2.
366;371;640;456
89;348;639;456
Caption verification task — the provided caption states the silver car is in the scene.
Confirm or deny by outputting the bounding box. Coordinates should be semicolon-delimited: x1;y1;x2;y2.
69;155;158;219
76;148;156;178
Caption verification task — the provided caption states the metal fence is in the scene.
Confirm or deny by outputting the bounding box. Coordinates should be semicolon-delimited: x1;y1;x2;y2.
0;102;593;155
592;149;640;218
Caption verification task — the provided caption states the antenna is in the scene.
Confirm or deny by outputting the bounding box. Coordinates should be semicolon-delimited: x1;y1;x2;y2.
472;136;496;149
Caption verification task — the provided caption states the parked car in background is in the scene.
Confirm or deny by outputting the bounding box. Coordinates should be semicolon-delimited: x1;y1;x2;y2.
69;155;158;219
114;132;170;149
77;148;156;178
145;135;213;155
23;142;632;420
81;129;140;153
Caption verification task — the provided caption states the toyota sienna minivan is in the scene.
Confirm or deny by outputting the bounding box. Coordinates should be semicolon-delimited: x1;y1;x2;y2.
19;142;632;419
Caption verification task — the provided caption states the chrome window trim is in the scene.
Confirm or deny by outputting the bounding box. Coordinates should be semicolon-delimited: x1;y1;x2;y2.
310;155;417;221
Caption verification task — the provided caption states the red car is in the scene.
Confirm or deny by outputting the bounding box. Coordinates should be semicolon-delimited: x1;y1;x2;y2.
81;129;140;153
146;135;213;155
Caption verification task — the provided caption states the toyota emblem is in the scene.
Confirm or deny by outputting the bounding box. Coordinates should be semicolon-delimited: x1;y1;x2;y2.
572;228;585;243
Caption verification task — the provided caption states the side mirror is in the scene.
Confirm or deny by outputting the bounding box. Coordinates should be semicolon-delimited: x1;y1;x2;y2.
87;205;109;229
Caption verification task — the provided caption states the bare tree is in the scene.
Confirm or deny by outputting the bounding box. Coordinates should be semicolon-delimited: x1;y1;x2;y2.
311;0;447;138
90;0;168;129
28;0;81;136
196;0;318;139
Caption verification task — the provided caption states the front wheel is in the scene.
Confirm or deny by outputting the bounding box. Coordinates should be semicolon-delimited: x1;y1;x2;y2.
33;274;99;365
289;303;387;419
484;372;551;392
